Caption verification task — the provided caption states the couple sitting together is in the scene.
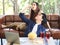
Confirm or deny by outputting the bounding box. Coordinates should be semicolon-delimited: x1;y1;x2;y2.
19;2;51;37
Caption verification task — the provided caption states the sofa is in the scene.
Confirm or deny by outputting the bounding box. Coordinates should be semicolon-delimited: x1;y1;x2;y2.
0;14;60;39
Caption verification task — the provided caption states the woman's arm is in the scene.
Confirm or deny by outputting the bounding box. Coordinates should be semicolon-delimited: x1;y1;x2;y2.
20;4;31;13
42;13;51;30
47;21;51;30
19;13;30;24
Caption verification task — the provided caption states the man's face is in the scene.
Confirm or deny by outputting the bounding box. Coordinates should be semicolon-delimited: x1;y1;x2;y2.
35;14;43;21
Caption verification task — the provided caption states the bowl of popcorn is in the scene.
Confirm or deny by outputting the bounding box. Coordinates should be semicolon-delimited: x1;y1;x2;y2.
28;32;37;40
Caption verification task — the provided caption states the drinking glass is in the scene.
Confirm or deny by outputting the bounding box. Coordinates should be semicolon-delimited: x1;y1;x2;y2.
40;32;44;38
46;31;50;39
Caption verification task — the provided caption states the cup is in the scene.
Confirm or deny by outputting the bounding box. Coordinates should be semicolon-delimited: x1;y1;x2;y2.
46;31;50;39
40;32;44;38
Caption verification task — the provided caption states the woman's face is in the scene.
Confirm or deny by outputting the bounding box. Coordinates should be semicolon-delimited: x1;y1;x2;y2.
32;3;38;11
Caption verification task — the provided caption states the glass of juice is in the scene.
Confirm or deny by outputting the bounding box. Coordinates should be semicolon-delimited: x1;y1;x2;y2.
46;31;50;39
40;32;44;38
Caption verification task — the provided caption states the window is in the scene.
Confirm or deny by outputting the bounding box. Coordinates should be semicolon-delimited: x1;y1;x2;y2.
43;0;55;14
0;0;60;15
0;0;3;15
5;0;14;15
18;0;60;15
18;0;31;14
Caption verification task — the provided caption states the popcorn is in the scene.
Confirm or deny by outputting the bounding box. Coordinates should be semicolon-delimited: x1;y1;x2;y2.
28;32;37;40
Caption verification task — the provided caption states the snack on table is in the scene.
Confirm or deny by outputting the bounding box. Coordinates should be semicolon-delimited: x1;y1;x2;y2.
34;38;44;44
28;32;37;40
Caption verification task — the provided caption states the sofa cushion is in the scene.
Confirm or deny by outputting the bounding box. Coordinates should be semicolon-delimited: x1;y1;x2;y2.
51;30;60;39
50;22;59;28
6;22;26;31
13;15;22;22
13;15;30;22
46;29;60;39
5;15;13;22
50;15;58;21
16;22;26;31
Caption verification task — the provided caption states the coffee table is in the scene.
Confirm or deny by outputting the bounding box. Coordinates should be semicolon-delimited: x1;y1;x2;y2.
0;37;60;45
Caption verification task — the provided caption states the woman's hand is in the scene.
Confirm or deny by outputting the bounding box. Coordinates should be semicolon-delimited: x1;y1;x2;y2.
21;4;31;13
26;4;31;9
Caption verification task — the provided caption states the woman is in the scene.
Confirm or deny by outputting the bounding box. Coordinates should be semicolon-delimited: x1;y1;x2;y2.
30;2;51;30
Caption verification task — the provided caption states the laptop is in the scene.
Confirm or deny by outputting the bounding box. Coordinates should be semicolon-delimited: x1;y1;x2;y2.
4;31;20;45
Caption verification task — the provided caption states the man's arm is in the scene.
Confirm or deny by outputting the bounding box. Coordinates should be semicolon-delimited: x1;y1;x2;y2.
19;13;30;24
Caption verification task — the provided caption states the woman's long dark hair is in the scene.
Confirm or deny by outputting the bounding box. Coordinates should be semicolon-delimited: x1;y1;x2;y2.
30;2;40;22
